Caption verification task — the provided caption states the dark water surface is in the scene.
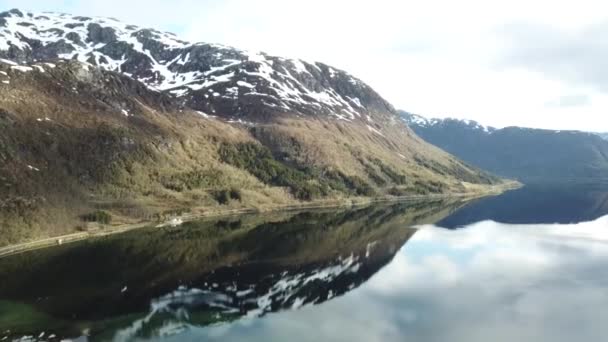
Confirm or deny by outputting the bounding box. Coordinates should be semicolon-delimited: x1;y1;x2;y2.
439;181;608;227
1;183;607;342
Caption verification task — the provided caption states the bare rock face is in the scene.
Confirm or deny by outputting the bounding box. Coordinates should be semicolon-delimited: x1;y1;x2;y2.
0;9;395;123
86;23;117;44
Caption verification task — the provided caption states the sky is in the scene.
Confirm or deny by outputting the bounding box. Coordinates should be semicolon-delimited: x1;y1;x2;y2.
1;0;607;132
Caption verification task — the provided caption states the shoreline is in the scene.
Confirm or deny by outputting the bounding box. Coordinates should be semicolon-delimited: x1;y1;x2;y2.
0;182;520;259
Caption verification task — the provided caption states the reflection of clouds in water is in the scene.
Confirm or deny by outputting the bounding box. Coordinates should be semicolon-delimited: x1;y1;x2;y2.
166;215;608;342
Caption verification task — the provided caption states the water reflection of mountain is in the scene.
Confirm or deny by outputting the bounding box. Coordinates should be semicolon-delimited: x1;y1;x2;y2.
0;199;466;341
438;182;608;227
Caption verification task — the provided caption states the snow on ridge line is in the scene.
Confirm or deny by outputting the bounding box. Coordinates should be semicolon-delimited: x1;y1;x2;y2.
291;59;311;75
10;65;33;72
0;58;17;65
0;9;353;86
406;113;497;133
0;9;190;48
0;9;377;120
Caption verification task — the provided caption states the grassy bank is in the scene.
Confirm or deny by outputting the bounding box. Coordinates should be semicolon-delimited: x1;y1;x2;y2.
0;181;520;259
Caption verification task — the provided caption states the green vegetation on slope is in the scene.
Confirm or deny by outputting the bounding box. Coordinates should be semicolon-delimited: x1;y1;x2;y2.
218;142;375;199
0;62;505;246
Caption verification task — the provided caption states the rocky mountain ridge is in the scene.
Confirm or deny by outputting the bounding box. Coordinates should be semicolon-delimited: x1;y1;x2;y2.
400;110;608;181
402;111;497;133
0;8;394;123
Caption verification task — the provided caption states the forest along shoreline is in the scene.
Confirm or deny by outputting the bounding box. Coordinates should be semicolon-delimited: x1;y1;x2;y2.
0;181;520;259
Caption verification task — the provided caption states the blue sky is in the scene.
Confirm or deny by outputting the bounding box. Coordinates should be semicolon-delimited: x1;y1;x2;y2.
1;0;607;132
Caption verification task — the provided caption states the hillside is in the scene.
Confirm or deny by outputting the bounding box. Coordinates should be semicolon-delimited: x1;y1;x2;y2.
400;111;608;182
0;9;504;246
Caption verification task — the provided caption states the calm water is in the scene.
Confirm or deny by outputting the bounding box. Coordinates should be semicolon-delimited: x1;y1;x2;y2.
1;183;607;342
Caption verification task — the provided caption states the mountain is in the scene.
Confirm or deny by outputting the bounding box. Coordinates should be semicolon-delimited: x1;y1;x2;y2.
400;111;608;182
0;8;393;122
597;133;608;141
0;9;504;246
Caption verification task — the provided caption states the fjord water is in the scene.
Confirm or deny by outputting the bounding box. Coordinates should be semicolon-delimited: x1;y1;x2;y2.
1;183;607;342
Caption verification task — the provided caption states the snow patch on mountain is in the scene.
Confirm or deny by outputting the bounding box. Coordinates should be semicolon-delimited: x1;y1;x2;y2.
0;9;394;122
400;111;496;134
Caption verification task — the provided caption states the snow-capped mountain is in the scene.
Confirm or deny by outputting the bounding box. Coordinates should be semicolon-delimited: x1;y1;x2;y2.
0;9;505;247
399;110;495;133
399;110;608;181
0;8;394;122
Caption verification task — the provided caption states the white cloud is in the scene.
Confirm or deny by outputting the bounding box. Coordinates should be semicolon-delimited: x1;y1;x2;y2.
156;215;608;342
2;0;608;131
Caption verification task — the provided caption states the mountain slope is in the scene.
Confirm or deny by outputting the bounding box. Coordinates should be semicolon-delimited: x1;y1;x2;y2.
0;8;393;123
400;111;608;181
0;9;505;246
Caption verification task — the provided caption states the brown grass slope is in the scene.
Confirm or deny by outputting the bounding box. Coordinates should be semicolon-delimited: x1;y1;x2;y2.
0;60;503;246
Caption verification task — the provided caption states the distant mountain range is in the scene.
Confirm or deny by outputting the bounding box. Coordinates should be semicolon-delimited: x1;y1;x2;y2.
0;9;505;246
400;111;608;182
